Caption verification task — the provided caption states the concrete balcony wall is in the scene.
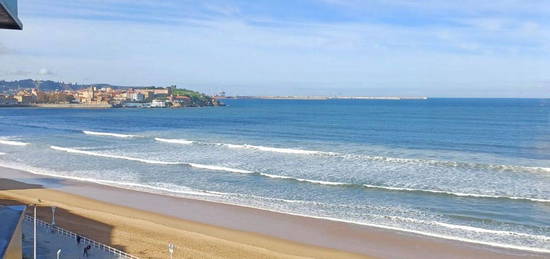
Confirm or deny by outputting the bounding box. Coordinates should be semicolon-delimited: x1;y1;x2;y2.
0;0;22;29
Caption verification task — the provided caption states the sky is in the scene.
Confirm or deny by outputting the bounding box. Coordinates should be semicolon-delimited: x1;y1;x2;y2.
1;0;549;97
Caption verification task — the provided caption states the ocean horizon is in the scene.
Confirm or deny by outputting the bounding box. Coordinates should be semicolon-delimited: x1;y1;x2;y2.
0;98;549;253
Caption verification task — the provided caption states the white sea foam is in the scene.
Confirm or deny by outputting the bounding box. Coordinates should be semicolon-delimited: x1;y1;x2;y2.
0;160;548;254
0;139;29;146
362;184;550;203
222;169;550;203
299;215;550;253
153;136;335;155
48;145;550;203
50;145;254;174
343;154;550;174
83;130;138;138
199;192;550;254
50;146;183;165
105;181;220;197
155;136;549;174
383;214;550;244
155;137;194;145
253;174;550;202
259;173;347;186
0;152;6;155
151;136;550;174
181;163;550;203
223;143;333;155
0;161;217;197
188;163;254;174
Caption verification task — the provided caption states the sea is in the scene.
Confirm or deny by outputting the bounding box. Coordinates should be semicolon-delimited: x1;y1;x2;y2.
0;98;549;253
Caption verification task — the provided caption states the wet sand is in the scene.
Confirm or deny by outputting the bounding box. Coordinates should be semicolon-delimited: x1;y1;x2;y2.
0;166;546;258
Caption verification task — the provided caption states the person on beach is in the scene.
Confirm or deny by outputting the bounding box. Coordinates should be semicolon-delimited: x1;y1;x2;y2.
83;245;91;257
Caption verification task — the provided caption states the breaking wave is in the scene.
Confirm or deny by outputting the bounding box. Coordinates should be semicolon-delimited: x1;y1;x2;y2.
361;184;550;203
222;143;550;174
50;146;183;165
153;137;549;174
153;136;333;155
188;163;254;174
0;139;29;146
1;159;548;254
155;137;194;145
49;146;253;174
343;154;550;174
222;143;334;155
259;173;348;186
207;169;550;203
83;130;139;138
48;145;550;204
0;161;218;197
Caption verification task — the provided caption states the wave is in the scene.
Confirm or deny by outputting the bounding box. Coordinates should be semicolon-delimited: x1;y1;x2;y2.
82;130;139;138
0;152;6;155
188;163;254;174
48;145;550;203
0;161;218;198
259;172;348;186
209;168;550;203
0;160;548;253
222;143;334;155
346;154;550;174
154;137;194;145
152;137;550;174
219;144;550;174
103;181;220;197
0;139;29;146
154;137;331;155
50;146;254;174
207;190;550;253
50;146;183;165
361;184;550;204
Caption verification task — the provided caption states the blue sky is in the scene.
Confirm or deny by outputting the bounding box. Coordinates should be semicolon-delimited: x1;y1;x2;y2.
1;0;549;97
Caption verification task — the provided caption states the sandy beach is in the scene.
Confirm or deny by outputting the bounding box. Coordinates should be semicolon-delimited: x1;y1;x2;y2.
0;166;546;259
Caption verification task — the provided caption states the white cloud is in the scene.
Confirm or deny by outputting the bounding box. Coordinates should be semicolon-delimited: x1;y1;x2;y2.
2;0;549;97
38;68;54;75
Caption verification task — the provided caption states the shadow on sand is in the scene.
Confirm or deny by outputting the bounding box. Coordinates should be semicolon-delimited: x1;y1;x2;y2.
0;178;128;253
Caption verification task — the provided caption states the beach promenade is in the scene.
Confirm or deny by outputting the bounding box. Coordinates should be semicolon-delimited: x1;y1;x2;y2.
22;216;133;259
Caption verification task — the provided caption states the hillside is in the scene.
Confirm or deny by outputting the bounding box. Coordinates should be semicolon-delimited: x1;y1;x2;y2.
0;79;128;94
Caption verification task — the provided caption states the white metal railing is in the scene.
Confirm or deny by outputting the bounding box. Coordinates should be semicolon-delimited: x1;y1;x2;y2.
25;215;140;259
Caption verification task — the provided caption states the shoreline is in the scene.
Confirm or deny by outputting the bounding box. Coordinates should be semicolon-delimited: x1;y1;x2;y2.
0;165;547;258
0;103;111;108
0;104;222;109
219;96;429;100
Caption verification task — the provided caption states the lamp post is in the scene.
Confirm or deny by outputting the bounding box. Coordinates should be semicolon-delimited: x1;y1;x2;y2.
168;243;175;259
33;205;37;259
51;206;56;226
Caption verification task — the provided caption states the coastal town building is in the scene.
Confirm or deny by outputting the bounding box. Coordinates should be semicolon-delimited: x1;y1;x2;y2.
0;84;221;108
128;92;145;102
151;99;167;108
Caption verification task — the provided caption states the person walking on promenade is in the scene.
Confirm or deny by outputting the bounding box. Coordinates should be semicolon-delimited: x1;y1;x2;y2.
83;245;91;257
76;235;81;245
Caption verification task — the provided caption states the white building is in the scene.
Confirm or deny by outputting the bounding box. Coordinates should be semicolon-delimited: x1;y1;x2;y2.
128;93;145;102
151;99;166;108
